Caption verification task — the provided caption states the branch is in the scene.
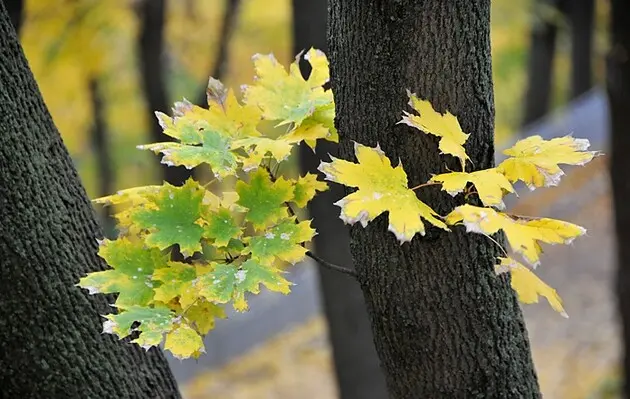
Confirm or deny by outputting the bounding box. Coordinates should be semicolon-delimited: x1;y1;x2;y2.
306;251;357;279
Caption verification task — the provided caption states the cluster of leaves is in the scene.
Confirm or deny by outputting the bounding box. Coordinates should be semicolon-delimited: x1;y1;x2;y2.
79;48;596;360
78;49;334;359
320;92;597;318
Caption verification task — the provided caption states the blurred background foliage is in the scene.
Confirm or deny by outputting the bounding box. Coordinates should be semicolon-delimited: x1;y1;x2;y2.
19;0;609;198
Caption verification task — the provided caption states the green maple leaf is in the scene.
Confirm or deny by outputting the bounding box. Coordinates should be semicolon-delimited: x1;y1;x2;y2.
236;169;293;229
77;238;168;307
131;180;205;256
152;262;199;308
185;299;226;334
103;305;175;350
197;259;291;312
202;207;242;247
246;218;315;265
292;173;329;207
139;117;239;179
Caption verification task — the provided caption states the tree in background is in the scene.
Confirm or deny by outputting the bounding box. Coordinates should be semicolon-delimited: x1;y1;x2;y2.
608;0;630;396
292;0;388;398
328;1;540;396
0;2;180;397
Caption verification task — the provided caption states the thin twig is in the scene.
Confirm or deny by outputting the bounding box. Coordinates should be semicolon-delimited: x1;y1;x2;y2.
410;181;441;191
306;251;357;279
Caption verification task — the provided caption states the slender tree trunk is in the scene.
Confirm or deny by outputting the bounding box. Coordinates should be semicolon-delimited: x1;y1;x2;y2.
137;0;191;186
522;0;563;127
194;0;240;108
568;0;594;99
89;79;116;238
328;1;540;397
608;0;630;396
293;1;388;398
0;3;180;397
2;0;22;35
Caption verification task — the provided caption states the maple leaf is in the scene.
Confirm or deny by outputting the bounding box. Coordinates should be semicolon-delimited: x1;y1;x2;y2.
236;169;293;229
152;262;199;308
496;257;567;317
164;323;205;360
245;218;315;265
243;48;332;127
102;305;175;350
497;135;598;189
197;259;291;311
185;299;226;334
292;173;329;207
429;168;515;209
77;238;168;307
318;143;448;243
232;136;295;164
131;180;205;256
92;185;162;206
446;204;586;266
282;103;338;149
399;90;470;170
201;207;243;247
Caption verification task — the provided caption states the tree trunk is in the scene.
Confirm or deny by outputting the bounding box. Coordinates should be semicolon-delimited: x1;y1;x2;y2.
568;0;594;99
0;3;181;398
607;0;630;396
2;0;22;35
137;0;192;186
293;1;388;398
89;79;116;238
328;1;541;397
522;0;562;127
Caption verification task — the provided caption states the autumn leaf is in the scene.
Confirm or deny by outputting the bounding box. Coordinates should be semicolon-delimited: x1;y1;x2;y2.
497;257;567;317
399;90;469;170
164;323;205;360
232;136;295;164
77;238;168;307
201;207;243;247
292;173;329;207
236;169;293;229
102;305;175;350
446;204;586;266
318;142;448;243
152;262;199;309
497;135;598;189
245;218;315;265
197;259;291;311
429;168;514;208
185;299;226;335
131;180;205;256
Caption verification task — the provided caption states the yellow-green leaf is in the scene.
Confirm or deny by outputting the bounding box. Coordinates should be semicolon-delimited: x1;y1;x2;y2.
245;218;315;266
292;173;328;208
236;169;293;229
164;323;205;360
429;168;514;208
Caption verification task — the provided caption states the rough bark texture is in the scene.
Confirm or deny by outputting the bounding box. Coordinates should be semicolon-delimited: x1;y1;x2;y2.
194;0;240;108
137;0;192;186
569;0;594;99
89;79;115;238
293;0;388;398
522;0;562;127
608;0;630;396
0;4;181;398
328;1;541;397
2;0;22;35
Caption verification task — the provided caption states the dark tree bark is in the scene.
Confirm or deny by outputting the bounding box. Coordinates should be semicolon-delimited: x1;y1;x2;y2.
137;0;192;186
194;0;240;108
293;1;388;398
522;0;564;127
89;79;116;238
0;3;180;398
2;0;22;35
608;0;630;397
568;0;595;99
328;1;540;397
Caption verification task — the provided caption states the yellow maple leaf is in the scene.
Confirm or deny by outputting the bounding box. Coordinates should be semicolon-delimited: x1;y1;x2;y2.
430;168;515;209
446;204;586;266
318;143;448;243
164;323;205;360
398;90;470;170
496;257;567;317
497;135;598;189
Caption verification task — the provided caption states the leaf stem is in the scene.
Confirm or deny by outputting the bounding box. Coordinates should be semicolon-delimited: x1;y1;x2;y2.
410;182;441;191
306;251;357;279
482;233;509;257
